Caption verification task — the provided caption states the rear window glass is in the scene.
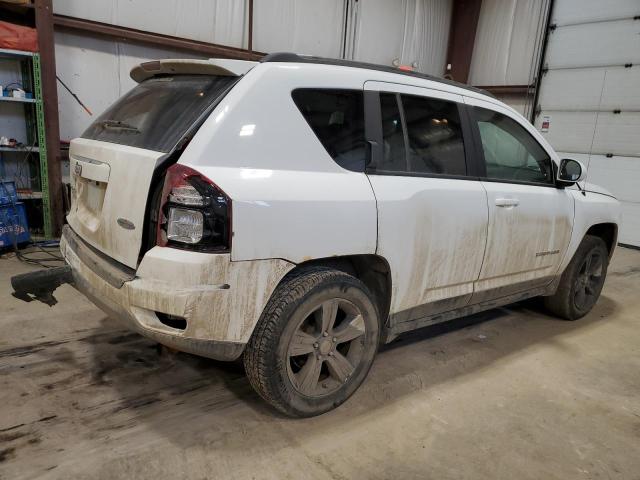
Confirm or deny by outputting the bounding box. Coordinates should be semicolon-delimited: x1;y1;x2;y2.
81;75;236;153
292;89;366;172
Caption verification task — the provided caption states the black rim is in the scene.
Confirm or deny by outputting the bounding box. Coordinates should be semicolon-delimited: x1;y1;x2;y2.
286;298;367;397
573;249;604;311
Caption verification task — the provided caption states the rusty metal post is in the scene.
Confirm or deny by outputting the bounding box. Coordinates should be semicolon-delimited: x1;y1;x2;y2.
445;0;483;84
248;0;254;53
35;0;64;237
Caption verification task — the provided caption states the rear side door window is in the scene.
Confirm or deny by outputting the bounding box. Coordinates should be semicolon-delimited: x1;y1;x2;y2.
402;94;466;175
379;93;406;172
472;107;554;185
373;93;466;176
292;89;366;172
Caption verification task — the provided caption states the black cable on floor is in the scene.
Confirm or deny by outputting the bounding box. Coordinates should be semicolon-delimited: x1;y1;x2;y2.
15;242;64;268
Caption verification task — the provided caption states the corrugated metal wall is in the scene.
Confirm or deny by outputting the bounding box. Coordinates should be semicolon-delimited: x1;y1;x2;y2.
349;0;452;76
467;0;549;116
52;0;454;141
534;0;640;246
53;0;248;47
54;31;204;142
468;0;547;86
253;0;345;57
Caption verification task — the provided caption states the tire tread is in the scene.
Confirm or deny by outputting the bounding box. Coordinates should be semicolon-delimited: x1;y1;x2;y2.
244;266;372;416
544;235;608;320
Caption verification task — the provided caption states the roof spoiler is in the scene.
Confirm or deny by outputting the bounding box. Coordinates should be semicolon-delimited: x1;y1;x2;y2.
130;58;258;83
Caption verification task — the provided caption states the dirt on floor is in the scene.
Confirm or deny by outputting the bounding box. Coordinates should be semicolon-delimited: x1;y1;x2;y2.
0;246;639;480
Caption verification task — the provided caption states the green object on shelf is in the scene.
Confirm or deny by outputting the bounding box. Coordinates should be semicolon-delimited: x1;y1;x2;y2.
32;53;52;239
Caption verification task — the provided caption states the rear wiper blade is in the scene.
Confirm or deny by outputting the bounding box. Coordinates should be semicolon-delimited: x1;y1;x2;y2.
100;120;141;133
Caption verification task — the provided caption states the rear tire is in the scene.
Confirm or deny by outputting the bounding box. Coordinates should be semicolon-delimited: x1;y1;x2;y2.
544;235;609;320
243;266;380;418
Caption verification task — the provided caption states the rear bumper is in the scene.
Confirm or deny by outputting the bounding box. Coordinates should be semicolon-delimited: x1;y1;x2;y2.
59;226;293;361
70;267;245;361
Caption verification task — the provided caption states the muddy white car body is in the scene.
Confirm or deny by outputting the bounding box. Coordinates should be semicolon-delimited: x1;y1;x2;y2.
13;53;620;416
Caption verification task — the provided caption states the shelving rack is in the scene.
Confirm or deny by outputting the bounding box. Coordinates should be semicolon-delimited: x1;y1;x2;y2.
0;47;51;238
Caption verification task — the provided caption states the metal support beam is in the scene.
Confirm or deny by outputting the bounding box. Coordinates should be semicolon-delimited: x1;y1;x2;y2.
35;0;64;237
477;85;532;95
248;0;254;53
52;14;264;61
445;0;483;84
530;0;555;122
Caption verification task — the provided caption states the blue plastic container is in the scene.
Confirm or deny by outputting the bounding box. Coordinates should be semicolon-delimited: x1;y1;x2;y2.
0;181;18;206
0;202;31;248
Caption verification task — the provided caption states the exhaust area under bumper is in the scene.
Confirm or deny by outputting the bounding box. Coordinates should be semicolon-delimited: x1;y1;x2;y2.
11;265;75;306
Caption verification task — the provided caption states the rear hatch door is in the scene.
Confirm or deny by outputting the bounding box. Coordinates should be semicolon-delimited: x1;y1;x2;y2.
68;140;162;268
67;71;239;268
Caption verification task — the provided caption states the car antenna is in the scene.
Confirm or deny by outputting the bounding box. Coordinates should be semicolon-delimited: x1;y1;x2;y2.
576;181;586;196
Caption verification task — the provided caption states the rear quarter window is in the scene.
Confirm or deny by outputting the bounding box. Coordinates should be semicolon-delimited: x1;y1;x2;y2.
81;75;236;153
292;89;366;172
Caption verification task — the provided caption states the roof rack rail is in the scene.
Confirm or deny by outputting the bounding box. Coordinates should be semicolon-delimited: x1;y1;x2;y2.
260;52;494;98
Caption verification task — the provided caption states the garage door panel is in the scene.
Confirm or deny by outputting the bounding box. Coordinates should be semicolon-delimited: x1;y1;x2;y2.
619;201;640;246
538;69;606;110
536;112;640;158
586;155;640;203
592;113;640;157
546;20;640;69
601;68;640;110
536;111;597;153
539;67;640;111
552;0;640;25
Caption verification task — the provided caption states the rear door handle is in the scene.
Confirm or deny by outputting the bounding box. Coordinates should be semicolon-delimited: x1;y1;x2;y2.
495;197;520;207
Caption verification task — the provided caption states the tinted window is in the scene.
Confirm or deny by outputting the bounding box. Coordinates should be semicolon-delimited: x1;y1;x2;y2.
401;94;466;175
292;89;366;172
82;75;235;153
378;93;407;172
473;107;553;184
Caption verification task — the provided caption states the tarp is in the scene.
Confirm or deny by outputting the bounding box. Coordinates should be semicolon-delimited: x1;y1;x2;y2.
0;21;38;52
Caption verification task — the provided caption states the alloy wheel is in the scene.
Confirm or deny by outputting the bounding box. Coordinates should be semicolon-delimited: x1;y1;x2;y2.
574;249;604;311
286;298;367;397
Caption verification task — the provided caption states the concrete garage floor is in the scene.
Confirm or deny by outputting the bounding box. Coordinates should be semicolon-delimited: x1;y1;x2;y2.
1;248;639;480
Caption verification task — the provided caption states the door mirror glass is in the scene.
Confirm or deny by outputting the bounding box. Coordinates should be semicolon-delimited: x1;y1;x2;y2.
557;158;585;185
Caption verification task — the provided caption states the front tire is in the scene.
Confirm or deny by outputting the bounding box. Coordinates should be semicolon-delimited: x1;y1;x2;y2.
243;267;380;417
544;235;609;320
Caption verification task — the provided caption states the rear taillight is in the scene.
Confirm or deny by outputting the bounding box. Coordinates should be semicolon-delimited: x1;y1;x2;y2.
156;164;231;252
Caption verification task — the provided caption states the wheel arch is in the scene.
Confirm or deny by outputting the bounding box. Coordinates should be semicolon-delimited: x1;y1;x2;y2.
291;254;393;327
585;222;618;258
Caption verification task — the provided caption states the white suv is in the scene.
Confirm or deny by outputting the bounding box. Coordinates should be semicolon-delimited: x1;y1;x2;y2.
12;53;620;417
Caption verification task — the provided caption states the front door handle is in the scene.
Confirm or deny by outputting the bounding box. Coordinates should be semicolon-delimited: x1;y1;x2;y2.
495;197;520;208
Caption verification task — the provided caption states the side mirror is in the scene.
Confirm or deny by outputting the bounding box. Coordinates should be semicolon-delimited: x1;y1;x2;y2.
557;158;585;186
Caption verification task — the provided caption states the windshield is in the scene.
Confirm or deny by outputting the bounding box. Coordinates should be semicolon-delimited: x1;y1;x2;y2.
81;75;236;153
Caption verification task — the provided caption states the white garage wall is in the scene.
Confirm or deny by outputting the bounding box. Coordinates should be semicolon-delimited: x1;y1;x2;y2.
51;0;450;76
53;0;456;141
468;0;547;86
52;0;248;48
54;0;348;54
52;0;349;141
54;31;205;142
351;0;452;76
253;0;345;57
534;0;640;246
